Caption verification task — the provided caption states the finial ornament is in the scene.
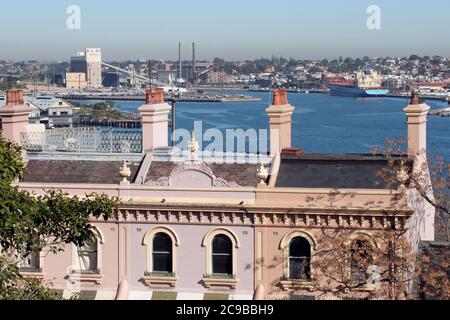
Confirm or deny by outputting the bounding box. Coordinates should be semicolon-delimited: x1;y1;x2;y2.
257;163;269;185
120;161;131;184
187;132;199;161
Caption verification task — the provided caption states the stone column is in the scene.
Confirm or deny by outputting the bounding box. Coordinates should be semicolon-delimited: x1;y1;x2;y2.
138;89;172;151
403;91;430;158
0;90;32;145
265;88;295;155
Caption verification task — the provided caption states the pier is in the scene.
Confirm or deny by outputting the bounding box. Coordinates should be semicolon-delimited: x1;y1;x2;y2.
73;118;143;129
58;94;261;103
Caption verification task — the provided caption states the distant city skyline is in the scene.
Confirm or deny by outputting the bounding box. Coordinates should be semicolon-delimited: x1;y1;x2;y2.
0;0;449;61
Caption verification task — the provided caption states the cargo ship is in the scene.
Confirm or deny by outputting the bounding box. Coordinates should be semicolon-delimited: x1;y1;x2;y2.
324;70;389;97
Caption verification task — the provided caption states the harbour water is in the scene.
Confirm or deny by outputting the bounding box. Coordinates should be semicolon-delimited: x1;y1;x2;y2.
73;92;450;162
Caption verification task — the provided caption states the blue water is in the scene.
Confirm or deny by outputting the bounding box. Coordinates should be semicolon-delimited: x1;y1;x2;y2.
73;92;450;162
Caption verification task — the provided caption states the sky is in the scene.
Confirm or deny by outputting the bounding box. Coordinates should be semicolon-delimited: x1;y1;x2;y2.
0;0;449;61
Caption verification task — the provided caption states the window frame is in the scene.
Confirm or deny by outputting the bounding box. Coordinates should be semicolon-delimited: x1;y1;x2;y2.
279;230;317;290
151;232;174;275
211;234;233;277
288;236;312;281
69;226;104;285
202;228;240;288
142;226;180;287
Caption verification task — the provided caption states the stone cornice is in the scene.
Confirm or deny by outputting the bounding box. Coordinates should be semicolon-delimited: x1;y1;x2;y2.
91;204;414;231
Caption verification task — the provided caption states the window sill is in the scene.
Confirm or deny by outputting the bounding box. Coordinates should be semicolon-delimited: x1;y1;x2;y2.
68;272;103;285
350;285;378;292
203;276;238;289
280;279;314;291
143;274;178;287
20;271;46;280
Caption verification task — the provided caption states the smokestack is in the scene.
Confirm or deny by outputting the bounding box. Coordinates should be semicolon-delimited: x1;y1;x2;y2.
192;42;196;82
178;42;182;81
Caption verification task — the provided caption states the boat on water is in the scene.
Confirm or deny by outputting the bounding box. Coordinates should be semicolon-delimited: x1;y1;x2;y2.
325;70;389;97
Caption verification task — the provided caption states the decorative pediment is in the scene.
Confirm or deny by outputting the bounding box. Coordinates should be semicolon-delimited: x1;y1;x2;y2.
146;161;242;188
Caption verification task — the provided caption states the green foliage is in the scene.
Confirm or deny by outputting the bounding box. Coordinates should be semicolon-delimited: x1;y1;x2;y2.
0;256;59;300
0;136;119;299
0;136;24;185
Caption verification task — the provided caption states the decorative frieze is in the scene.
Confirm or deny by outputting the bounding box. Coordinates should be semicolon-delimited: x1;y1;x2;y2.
108;207;410;231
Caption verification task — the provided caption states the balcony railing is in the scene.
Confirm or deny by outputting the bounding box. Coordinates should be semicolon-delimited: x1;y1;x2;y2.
21;127;142;154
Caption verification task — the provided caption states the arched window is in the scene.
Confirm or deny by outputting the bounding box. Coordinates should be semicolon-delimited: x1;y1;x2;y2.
349;239;374;283
288;237;311;280
211;234;233;276
152;232;173;274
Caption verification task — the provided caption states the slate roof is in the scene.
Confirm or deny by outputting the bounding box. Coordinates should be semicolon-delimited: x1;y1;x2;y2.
146;161;260;187
22;160;141;184
275;153;412;189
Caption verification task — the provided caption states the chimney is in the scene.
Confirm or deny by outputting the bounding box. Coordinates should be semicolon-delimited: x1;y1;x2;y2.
6;90;25;106
266;89;295;155
138;88;171;151
0;90;32;145
403;91;430;158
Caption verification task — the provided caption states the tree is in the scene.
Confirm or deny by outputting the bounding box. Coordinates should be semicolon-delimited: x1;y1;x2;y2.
274;138;449;300
0;136;119;300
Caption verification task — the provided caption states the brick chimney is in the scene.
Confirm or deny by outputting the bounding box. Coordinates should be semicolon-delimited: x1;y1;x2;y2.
138;88;171;151
266;89;295;155
0;90;32;145
403;91;430;158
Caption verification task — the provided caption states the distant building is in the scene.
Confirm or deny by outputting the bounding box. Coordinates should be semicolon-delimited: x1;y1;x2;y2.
70;53;87;74
66;72;88;90
156;70;177;84
46;101;74;128
102;72;120;88
0;95;74;128
85;48;102;89
27;96;74;128
69;48;102;89
53;73;65;86
254;79;274;89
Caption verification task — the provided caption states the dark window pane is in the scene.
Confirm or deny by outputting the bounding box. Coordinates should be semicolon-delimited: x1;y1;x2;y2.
289;257;310;280
153;252;172;273
288;237;311;280
153;233;172;252
212;235;233;275
212;254;232;275
152;233;173;273
289;237;310;258
212;234;232;254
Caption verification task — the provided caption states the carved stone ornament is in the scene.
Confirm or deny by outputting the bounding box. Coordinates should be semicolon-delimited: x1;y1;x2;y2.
146;161;243;188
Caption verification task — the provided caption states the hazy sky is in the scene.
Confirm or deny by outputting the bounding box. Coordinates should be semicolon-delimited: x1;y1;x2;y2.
0;0;449;61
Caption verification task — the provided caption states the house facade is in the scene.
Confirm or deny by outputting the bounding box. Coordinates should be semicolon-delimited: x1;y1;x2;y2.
0;88;435;300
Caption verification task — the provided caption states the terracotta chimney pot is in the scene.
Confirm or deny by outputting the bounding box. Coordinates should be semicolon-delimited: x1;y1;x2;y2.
6;90;24;106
